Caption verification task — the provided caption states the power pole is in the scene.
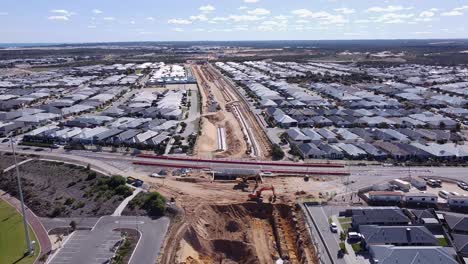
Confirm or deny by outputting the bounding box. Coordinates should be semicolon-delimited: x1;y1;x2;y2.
10;137;33;255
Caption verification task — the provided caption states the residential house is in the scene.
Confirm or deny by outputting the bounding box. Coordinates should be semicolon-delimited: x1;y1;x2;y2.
360;225;438;248
369;245;458;264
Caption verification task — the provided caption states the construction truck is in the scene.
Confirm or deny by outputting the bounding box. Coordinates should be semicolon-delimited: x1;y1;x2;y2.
248;186;276;203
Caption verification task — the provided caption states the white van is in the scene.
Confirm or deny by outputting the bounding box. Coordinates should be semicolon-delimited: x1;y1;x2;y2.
439;190;449;199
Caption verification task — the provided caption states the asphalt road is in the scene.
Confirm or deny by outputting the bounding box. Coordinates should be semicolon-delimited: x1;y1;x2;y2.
1;143;467;187
47;215;170;264
304;204;347;264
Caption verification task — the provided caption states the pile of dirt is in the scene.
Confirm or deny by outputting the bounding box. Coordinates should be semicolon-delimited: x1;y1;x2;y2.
175;203;310;264
172;203;318;264
205;112;225;123
0;160;126;217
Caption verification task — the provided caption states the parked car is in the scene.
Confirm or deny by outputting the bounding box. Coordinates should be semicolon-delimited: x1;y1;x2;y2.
330;222;338;233
457;182;467;190
348;232;362;240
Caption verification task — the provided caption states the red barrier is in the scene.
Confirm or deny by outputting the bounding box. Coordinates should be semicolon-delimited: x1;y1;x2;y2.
133;161;349;176
136;154;344;168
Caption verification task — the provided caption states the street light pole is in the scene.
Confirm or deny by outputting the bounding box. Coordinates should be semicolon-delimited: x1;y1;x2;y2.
10;136;33;255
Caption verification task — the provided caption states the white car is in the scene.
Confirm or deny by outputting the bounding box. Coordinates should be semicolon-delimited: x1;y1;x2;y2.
330;222;338;233
150;173;165;178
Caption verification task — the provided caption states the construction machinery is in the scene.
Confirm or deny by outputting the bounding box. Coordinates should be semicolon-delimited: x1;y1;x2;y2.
248;186;276;203
233;175;261;191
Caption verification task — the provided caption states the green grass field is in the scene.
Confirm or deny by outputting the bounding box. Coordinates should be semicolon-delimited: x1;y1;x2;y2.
0;200;39;264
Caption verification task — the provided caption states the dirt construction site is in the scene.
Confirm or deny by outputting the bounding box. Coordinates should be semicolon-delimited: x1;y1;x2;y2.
139;166;342;264
191;64;272;159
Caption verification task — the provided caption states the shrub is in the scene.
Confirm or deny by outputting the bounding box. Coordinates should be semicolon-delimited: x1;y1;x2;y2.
86;171;97;181
108;175;126;189
115;185;133;197
67;182;77;188
143;192;166;217
64;198;75;206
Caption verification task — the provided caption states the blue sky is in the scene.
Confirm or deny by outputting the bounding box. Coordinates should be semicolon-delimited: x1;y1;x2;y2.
0;0;467;43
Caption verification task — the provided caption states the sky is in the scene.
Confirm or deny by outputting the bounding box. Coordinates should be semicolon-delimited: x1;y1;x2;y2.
0;0;467;43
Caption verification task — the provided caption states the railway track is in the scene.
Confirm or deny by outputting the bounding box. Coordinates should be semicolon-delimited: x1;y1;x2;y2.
208;64;273;157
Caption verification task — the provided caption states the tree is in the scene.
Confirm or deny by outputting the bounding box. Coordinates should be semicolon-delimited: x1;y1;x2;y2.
143;192;166;217
271;144;285;161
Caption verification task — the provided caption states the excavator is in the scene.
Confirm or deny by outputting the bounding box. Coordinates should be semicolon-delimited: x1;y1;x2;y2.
248;185;276;203
233;174;261;191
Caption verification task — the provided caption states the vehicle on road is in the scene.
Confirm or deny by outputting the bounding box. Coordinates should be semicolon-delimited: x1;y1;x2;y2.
457;182;467;190
439;190;449;199
427;179;441;187
34;148;44;152
330;222;338;233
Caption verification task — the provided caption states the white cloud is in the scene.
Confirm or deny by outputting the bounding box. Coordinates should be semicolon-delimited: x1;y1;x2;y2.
334;8;355;14
212;17;229;22
238;6;248;10
228;14;263;22
92;9;102;14
130;20;136;25
291;9;314;18
47;16;69;21
244;0;259;3
454;6;468;11
168;18;192;25
374;13;414;23
103;17;115;21
48;9;75;21
146;17;155;21
354;19;371;24
441;10;463;16
199;5;215;13
419;11;435;18
50;9;74;16
173;27;184;32
291;9;347;24
366;5;412;13
87;25;97;28
295;19;309;24
190;14;208;21
274;15;288;20
247;8;270;16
